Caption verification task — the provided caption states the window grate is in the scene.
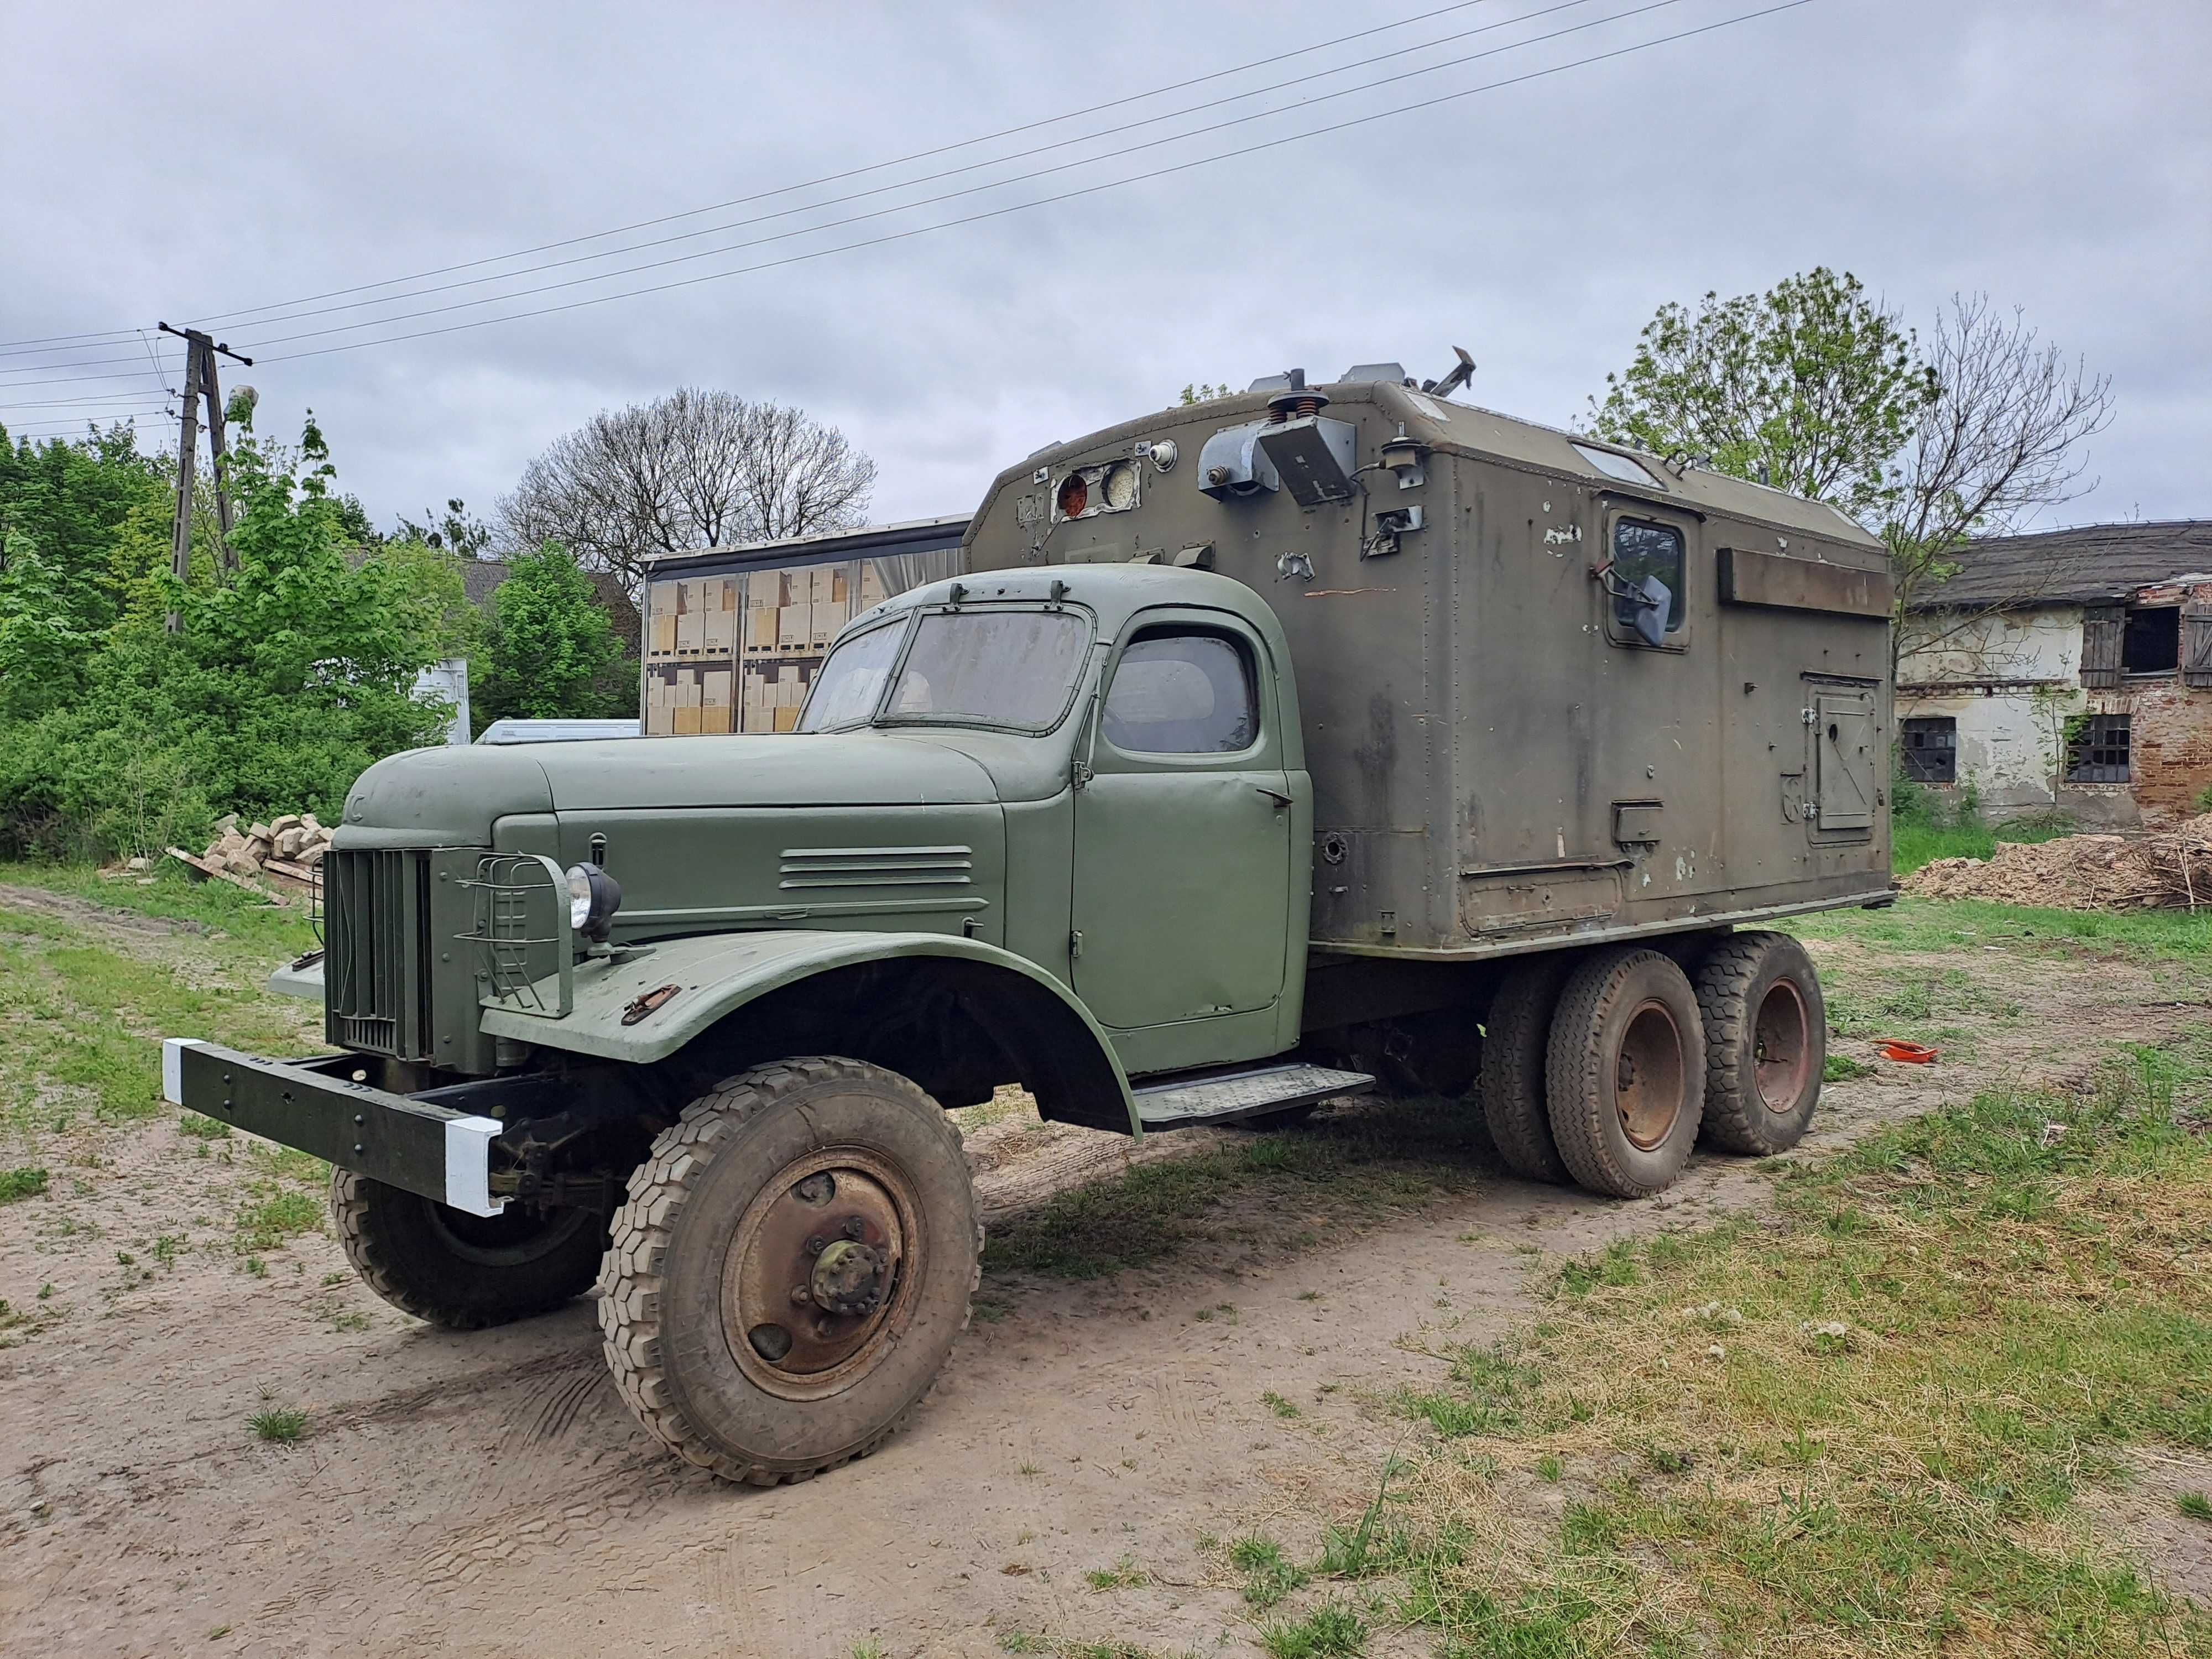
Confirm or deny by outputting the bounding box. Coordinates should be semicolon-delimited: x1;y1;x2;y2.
2066;713;2131;784
1900;717;1957;784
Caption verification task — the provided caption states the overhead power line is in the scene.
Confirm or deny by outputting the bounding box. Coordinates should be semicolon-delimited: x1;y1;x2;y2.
0;0;1499;354
194;0;1609;338
182;0;1507;331
246;1;1813;367
221;0;1697;357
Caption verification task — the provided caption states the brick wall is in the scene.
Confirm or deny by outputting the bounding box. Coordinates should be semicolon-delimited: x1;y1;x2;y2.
2127;679;2212;814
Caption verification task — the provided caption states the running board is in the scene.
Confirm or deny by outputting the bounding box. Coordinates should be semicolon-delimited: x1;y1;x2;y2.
1131;1062;1376;1130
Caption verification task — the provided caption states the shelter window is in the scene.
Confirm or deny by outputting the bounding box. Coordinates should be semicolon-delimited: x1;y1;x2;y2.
1102;632;1256;754
1899;717;1957;784
2122;606;2179;675
1573;444;1662;489
2065;713;2131;784
1610;520;1686;635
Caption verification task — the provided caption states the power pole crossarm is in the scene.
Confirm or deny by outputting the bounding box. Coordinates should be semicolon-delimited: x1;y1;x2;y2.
157;322;256;621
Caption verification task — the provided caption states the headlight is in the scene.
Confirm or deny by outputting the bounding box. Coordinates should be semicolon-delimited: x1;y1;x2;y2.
564;862;623;942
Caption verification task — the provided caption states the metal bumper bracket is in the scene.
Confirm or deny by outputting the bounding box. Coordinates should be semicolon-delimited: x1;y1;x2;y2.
162;1037;507;1217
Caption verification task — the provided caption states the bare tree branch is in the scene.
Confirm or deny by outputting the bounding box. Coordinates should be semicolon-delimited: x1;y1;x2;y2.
1887;294;2115;665
497;390;877;589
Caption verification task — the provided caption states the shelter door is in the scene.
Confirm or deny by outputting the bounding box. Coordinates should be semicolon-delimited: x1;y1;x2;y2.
1072;625;1292;1031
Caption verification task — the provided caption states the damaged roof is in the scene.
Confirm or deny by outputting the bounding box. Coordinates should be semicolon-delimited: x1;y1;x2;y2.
1911;519;2212;609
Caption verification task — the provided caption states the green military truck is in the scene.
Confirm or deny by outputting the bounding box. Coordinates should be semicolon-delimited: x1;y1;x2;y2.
166;364;1895;1484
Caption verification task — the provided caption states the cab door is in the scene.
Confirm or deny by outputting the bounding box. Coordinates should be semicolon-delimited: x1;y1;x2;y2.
1071;615;1294;1031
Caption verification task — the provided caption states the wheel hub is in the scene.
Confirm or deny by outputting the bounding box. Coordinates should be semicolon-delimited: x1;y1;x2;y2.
1615;999;1687;1152
1751;978;1812;1112
723;1152;911;1396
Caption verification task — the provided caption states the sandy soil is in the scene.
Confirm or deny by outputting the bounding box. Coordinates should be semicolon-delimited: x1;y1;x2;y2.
1;914;2205;1657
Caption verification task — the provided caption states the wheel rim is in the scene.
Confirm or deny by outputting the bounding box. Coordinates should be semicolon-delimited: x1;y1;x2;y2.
423;1199;595;1268
1614;998;1687;1151
1751;977;1813;1113
721;1146;920;1402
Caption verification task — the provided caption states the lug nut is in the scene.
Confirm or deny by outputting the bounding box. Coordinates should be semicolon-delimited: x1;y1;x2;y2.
804;1235;827;1256
791;1285;811;1305
842;1216;867;1241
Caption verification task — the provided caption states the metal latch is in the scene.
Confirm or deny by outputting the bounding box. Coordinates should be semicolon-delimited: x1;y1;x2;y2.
1069;930;1084;959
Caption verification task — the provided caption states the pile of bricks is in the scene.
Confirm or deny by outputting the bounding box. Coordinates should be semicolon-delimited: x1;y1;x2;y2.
166;812;334;901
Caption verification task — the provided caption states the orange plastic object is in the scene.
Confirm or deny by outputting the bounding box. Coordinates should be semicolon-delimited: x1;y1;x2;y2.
1875;1040;1939;1064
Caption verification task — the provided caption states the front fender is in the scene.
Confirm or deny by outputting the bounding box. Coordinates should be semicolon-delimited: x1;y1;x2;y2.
478;929;1138;1129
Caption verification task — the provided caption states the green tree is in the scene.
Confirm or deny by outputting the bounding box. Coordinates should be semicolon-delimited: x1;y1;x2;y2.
0;415;457;858
473;542;632;730
1588;275;2112;658
0;529;92;721
0;419;171;636
1588;268;1936;525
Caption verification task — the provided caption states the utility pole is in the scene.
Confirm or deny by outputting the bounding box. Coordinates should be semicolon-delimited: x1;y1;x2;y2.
158;322;253;630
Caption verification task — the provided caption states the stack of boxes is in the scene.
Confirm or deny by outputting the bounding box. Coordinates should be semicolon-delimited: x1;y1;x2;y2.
643;558;896;737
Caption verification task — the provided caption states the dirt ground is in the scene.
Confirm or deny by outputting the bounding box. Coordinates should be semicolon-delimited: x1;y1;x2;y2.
2;900;2206;1658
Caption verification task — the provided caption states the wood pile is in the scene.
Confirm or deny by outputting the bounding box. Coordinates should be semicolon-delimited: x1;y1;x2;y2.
1906;813;2212;911
166;812;333;902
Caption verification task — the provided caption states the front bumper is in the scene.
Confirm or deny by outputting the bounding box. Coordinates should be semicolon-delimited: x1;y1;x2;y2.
162;1039;506;1217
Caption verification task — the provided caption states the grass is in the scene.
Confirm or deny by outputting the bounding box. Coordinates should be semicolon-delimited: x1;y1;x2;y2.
1791;893;2212;967
1892;811;2079;877
1823;1052;1876;1082
1229;1535;1311;1609
247;1406;308;1443
1083;1556;1149;1591
233;1185;324;1253
0;866;317;1134
1262;1390;1301;1420
1258;1600;1368;1658
2179;1492;2212;1523
0;1166;50;1203
1285;1045;2212;1656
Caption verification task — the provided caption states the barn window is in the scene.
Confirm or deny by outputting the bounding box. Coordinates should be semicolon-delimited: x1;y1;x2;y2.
2065;713;2131;784
2122;606;2180;674
1899;717;1957;784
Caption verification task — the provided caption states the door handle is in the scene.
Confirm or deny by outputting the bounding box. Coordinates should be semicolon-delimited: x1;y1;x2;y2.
1254;786;1294;808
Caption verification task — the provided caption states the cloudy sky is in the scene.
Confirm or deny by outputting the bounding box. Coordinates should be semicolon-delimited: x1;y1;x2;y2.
5;1;2205;537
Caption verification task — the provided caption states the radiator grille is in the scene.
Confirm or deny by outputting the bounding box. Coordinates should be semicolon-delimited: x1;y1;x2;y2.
324;849;434;1059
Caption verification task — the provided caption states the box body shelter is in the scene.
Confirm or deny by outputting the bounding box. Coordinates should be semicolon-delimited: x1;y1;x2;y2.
961;375;1895;961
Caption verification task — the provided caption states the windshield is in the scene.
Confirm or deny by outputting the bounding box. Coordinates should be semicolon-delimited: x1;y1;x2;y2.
799;607;1089;733
797;622;905;731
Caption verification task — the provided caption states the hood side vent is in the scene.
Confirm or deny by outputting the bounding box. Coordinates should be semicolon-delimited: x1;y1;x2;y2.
780;846;974;890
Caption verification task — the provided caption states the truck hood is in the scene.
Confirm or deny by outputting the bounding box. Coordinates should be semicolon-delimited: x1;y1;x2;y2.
338;733;999;845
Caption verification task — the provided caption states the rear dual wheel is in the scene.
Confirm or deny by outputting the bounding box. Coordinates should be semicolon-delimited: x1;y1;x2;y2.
598;1057;980;1485
1545;949;1707;1198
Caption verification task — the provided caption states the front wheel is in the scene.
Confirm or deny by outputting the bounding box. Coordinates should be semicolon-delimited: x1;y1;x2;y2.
333;1171;608;1330
598;1057;980;1485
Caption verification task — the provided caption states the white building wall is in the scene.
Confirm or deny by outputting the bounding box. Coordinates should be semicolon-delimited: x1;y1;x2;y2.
1897;606;2090;817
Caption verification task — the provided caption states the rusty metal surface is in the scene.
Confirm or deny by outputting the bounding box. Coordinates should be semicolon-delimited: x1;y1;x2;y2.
723;1150;914;1397
1718;545;1895;618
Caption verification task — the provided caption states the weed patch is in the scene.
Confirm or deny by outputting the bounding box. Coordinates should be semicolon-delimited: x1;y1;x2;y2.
0;1166;50;1203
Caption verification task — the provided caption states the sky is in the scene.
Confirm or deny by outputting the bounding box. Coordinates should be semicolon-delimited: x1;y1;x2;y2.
4;0;2206;539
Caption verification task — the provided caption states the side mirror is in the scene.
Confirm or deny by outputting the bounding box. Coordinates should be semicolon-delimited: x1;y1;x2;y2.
1632;576;1671;648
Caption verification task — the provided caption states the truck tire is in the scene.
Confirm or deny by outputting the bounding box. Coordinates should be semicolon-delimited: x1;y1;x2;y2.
1692;931;1825;1155
1545;948;1706;1199
599;1057;980;1485
332;1170;607;1330
1478;957;1572;1184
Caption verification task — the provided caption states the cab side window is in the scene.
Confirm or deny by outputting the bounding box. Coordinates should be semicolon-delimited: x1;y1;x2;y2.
1102;632;1256;754
1611;519;1686;635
